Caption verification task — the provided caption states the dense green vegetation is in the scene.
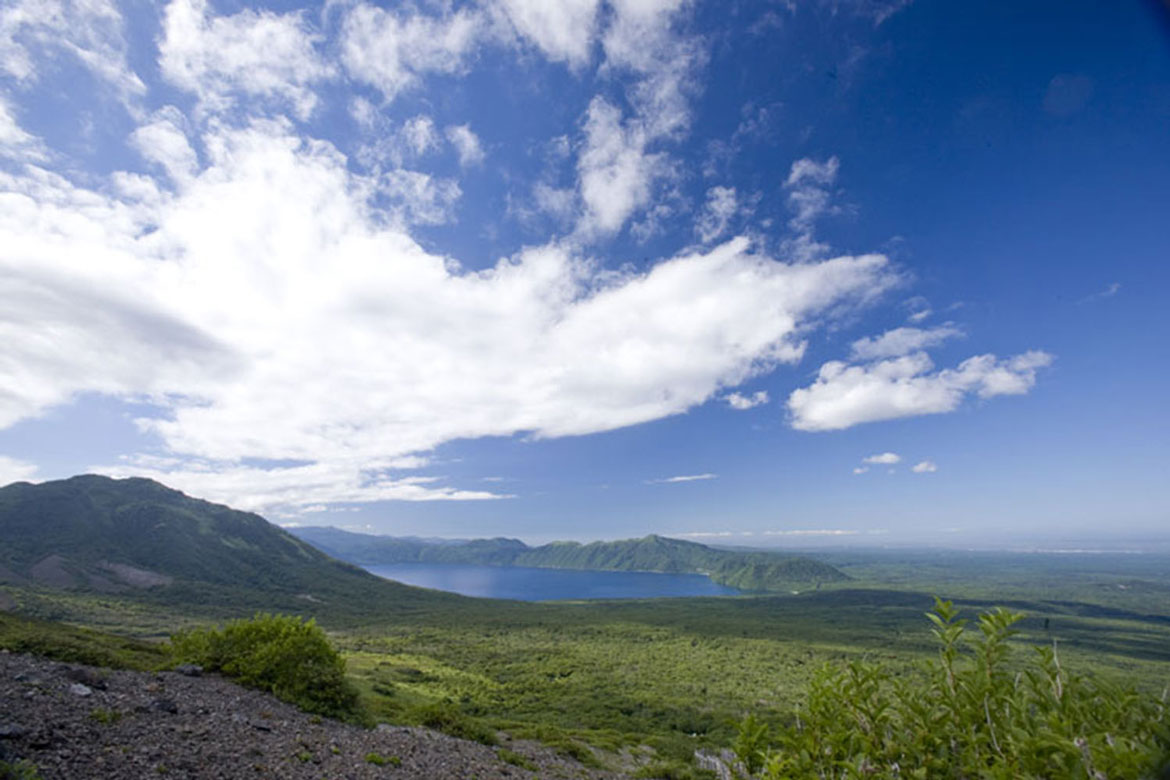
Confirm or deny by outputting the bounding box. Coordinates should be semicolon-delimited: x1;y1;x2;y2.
736;600;1170;779
170;613;363;722
3;476;1170;776
291;526;848;592
0;610;167;670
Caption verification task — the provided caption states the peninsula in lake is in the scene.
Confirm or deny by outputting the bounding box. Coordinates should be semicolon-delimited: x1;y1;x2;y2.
289;526;847;594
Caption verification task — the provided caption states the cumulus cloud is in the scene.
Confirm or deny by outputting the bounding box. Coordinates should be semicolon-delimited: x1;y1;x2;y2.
0;455;38;485
159;0;334;119
493;0;600;68
863;452;900;464
724;390;768;410
788;350;1053;431
446;124;485;167
0;112;898;511
852;466;868;474
912;460;937;473
340;3;480;103
695;185;737;243
648;473;717;484
850;324;963;361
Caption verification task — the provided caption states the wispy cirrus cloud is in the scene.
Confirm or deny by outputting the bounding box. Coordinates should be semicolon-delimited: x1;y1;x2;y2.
647;473;718;484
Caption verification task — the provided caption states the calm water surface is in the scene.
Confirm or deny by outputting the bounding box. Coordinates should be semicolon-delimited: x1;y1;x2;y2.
363;563;742;601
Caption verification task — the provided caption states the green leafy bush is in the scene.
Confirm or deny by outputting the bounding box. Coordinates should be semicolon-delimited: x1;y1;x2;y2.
411;700;499;745
171;613;361;721
736;598;1170;779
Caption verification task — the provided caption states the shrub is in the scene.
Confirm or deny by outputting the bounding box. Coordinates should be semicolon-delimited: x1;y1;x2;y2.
0;760;44;780
364;752;400;766
497;749;537;771
171;613;361;721
412;701;499;745
735;598;1170;779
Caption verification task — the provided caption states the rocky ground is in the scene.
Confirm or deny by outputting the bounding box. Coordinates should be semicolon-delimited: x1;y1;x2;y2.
0;651;630;779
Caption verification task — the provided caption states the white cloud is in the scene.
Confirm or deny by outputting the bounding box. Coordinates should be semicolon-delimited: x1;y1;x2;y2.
493;0;600;68
0;112;897;513
400;115;439;157
602;0;701;139
533;183;577;222
376;169;462;226
852;466;868;474
1079;282;1121;304
863;452;900;464
696;185;737;243
0;93;44;160
0;455;38;485
724;390;768;410
159;0;334;120
98;458;506;513
648;473;717;484
0;0;144;101
785;156;838;231
340;3;480;103
130;107;198;185
445;124;485;167
576;96;664;237
783;156;839;261
907;308;931;323
349;96;377;129
912;460;937;473
786;157;839;188
788;350;1053;431
850;324;963;361
567;0;702;238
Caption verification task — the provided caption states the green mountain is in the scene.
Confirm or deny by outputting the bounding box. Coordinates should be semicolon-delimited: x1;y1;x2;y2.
292;526;848;592
0;475;459;617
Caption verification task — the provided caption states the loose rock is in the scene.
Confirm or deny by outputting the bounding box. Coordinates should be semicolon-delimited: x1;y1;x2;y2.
1;652;629;779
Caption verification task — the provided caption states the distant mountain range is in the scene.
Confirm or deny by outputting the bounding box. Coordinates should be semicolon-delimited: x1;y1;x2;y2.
290;526;848;592
0;475;458;617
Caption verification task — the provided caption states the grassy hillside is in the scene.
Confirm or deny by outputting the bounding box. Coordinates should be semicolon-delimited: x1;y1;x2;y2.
292;527;848;592
0;475;463;623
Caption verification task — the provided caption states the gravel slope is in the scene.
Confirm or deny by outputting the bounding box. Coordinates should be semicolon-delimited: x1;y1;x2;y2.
0;651;630;779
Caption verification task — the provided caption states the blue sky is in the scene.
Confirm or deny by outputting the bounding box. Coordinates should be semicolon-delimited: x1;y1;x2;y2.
1;0;1167;545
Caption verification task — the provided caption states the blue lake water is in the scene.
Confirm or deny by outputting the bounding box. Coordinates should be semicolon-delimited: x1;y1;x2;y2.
363;563;742;601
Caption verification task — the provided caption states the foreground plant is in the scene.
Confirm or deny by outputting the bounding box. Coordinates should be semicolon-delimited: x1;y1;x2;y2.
736;599;1170;779
171;613;362;722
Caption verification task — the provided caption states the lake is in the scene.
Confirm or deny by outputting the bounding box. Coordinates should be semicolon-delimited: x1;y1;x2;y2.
363;562;742;601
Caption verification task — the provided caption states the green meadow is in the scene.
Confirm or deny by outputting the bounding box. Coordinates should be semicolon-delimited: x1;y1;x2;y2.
5;548;1170;775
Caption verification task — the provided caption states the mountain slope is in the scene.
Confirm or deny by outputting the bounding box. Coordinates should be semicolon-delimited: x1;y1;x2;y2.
0;475;460;617
292;527;848;592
